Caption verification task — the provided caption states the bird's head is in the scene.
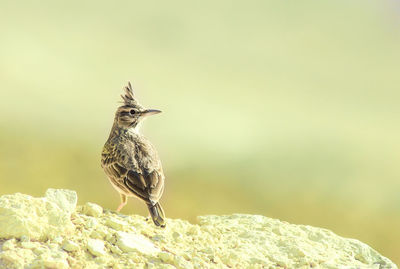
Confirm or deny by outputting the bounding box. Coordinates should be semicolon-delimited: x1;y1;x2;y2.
114;82;161;129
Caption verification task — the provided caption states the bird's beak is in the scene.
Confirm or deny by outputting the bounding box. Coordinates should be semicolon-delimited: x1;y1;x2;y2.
141;109;162;117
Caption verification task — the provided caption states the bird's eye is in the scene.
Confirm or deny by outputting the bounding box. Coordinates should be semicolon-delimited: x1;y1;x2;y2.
129;109;136;115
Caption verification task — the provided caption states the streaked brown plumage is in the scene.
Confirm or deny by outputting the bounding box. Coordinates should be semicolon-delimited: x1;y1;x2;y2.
101;82;165;227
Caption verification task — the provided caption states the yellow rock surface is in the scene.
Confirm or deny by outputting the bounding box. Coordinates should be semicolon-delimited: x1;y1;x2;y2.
0;189;397;269
0;189;76;241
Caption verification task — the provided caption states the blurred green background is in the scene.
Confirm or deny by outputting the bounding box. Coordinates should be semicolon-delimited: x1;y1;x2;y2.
0;0;399;264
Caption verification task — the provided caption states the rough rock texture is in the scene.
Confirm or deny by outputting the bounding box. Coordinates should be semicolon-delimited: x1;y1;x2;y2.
0;190;397;269
0;189;77;241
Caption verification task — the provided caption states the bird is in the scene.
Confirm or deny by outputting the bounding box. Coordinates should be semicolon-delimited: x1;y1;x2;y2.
101;82;166;227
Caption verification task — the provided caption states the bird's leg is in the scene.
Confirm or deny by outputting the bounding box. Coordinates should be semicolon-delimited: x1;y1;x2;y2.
116;194;128;212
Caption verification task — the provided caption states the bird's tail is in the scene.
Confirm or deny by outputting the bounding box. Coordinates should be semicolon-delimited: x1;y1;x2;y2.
147;202;166;227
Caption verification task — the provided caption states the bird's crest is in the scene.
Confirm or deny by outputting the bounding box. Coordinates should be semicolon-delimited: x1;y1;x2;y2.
121;82;137;105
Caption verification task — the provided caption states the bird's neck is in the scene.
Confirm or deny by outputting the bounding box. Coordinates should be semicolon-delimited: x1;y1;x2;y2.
109;121;142;139
128;125;141;135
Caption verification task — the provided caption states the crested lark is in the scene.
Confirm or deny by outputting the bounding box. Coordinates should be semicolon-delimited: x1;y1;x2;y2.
101;82;165;227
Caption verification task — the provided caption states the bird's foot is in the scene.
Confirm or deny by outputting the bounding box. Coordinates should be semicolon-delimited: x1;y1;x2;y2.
116;203;126;212
116;194;128;213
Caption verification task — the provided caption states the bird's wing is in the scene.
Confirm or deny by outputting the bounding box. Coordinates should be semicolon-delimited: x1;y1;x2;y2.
125;168;164;204
124;139;164;204
102;139;164;204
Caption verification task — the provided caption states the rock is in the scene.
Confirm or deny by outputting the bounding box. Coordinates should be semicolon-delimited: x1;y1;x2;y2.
35;251;69;269
0;251;25;268
87;239;106;256
0;189;77;241
106;217;127;231
20;241;41;250
116;231;160;255
0;189;397;269
158;252;174;263
62;240;80;252
45;188;77;214
1;239;16;251
174;255;193;269
82;202;103;217
42;258;69;269
84;217;99;229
